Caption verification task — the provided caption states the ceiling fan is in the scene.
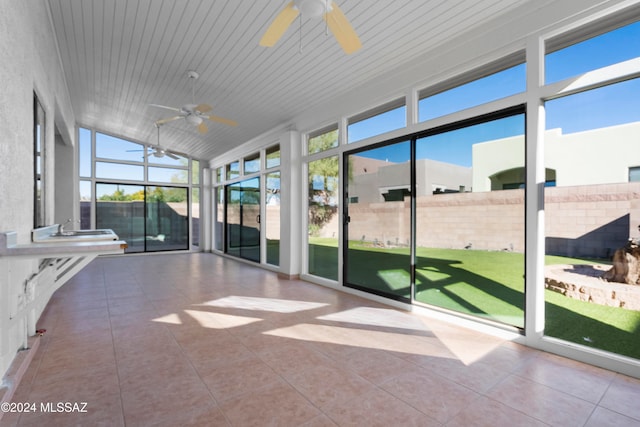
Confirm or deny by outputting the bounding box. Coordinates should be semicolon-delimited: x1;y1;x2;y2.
130;123;182;160
260;0;362;54
150;70;238;134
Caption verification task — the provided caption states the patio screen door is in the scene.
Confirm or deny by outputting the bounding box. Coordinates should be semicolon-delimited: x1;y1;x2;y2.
226;177;261;262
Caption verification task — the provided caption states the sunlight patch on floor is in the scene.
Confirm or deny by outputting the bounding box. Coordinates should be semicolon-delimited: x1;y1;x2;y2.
199;296;328;313
184;309;262;328
264;323;456;358
317;307;428;331
152;313;183;325
426;321;505;365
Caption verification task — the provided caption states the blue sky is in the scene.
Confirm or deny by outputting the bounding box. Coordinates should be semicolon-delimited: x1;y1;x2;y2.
355;20;640;165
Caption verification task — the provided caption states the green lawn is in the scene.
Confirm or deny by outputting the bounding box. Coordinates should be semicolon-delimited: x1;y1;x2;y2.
308;238;640;359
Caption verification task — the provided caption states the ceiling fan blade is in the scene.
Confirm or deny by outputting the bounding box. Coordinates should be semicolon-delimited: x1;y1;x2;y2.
150;103;181;112
259;1;300;47
165;151;180;160
324;1;362;54
155;116;183;125
197;121;208;134
196;103;213;113
205;114;238;127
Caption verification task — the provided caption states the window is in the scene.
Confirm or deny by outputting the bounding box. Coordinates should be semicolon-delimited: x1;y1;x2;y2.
148;166;188;184
95;162;144;181
266;172;281;266
192;187;200;247
544;76;640;358
79;127;92;177
308;156;339;280
148;152;187;166
308;126;338;154
244;152;260;174
214;186;224;251
266;145;280;169
419;60;525;122
34;94;46;228
95;132;144;162
226;161;240;180
348;99;406;143
216;167;224;183
79;180;92;229
192;160;200;185
546;18;640;84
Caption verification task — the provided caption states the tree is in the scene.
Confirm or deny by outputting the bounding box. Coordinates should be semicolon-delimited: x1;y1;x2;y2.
308;130;340;236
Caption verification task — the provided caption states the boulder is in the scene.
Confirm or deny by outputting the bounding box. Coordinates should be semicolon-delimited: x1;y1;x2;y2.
602;240;640;285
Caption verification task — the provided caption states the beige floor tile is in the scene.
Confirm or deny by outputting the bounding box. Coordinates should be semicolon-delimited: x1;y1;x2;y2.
200;355;282;402
445;395;547;427
380;367;481;423
585;406;640;427
487;374;595;427
121;375;215;426
5;253;638;426
419;355;510;393
219;380;321;426
516;351;616;403
284;363;376;410
339;347;412;385
324;387;440;427
599;374;640;421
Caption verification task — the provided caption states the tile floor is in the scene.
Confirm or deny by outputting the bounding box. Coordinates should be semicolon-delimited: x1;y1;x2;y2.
3;253;640;426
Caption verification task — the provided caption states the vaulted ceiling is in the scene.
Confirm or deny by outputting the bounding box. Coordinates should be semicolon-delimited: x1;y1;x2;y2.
47;0;535;160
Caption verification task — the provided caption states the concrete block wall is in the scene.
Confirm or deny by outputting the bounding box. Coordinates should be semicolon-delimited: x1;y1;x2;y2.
315;183;639;258
545;183;640;258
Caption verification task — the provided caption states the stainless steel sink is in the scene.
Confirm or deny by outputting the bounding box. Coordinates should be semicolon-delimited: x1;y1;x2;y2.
32;225;120;243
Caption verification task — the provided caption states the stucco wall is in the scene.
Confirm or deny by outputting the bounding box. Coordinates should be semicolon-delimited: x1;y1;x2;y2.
0;2;75;378
473;123;640;191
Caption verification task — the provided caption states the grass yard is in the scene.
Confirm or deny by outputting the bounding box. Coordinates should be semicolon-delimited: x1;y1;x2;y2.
309;238;640;359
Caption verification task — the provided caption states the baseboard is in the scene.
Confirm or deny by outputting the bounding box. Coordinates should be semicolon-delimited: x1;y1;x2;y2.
0;336;41;423
277;272;300;280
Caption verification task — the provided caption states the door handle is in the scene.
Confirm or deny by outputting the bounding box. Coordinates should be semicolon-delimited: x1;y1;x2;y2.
256;214;261;224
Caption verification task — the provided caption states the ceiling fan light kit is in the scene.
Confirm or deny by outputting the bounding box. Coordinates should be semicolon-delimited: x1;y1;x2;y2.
260;0;362;54
185;113;203;126
296;0;327;18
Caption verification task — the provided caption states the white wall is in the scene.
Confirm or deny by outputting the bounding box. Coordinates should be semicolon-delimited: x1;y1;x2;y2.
0;1;75;378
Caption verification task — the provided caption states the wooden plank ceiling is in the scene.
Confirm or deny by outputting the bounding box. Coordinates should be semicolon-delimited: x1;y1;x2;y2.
47;0;531;160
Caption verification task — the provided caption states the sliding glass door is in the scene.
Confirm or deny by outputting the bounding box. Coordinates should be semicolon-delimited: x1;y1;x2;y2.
414;113;526;328
342;110;526;327
96;183;145;253
344;140;412;301
145;186;189;252
226;177;261;262
96;183;189;253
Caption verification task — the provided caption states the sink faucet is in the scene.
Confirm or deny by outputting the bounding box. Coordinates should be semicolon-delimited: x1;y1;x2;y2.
58;218;79;233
